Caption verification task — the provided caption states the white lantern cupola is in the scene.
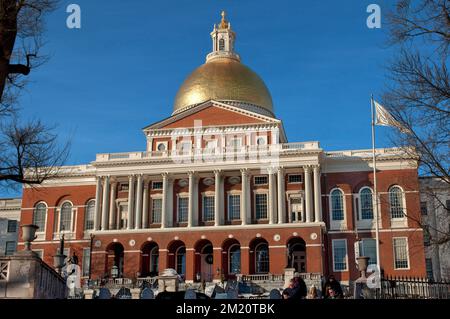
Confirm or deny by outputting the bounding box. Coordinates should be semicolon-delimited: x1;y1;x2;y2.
206;11;240;63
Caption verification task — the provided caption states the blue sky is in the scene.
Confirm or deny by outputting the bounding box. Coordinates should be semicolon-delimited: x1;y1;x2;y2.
3;0;395;197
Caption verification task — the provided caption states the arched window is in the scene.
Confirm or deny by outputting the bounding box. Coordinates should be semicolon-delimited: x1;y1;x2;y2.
359;188;373;220
255;243;269;274
229;244;241;274
60;202;73;232
219;38;225;51
331;189;344;221
176;247;186;276
33;203;47;232
150;246;159;274
389;186;405;219
85;200;95;231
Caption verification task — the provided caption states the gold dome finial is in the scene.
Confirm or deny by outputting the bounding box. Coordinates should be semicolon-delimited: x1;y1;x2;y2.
219;10;228;29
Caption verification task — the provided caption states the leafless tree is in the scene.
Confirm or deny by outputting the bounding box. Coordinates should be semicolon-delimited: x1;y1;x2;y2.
0;0;69;189
382;0;450;245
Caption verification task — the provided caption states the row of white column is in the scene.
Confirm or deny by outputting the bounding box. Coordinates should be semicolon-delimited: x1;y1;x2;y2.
93;165;323;231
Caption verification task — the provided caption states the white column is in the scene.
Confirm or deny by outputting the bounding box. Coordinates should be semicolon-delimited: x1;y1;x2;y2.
240;169;249;225
135;174;143;229
94;177;102;231
277;167;286;224
304;166;313;223
101;176;110;230
127;175;135;230
188;171;195;228
142;181;149;228
109;181;117;230
268;169;277;224
313;165;322;222
214;170;222;227
161;173;168;229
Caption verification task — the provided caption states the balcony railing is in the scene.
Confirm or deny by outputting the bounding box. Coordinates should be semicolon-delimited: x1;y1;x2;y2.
95;142;321;163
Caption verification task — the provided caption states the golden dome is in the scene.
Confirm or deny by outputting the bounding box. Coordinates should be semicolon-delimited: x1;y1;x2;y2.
173;57;274;116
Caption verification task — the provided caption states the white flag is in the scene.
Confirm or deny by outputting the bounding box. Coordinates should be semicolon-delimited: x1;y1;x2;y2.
374;100;411;134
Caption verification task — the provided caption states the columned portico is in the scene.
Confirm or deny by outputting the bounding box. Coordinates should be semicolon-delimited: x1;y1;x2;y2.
188;171;196;228
214;170;223;226
101;176;110;230
268;169;277;224
313;165;322;222
135;174;143;229
304;166;313;223
277;167;286;224
109;181;117;230
127;175;135;230
142;181;149;228
94;176;102;231
161;173;169;229
240;169;250;225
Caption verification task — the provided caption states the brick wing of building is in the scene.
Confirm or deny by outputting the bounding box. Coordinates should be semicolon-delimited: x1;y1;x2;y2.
18;12;426;285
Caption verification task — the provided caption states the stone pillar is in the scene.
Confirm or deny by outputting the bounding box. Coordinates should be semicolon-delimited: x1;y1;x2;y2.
109;181;117;230
142;181;149;228
240;247;250;275
101;176;110;231
268;169;277;224
240;169;249;225
161;173;168;229
304;166;313;223
214;170;222;227
188;171;196;228
127;175;135;230
277;167;286;224
94;176;102;231
313;165;323;222
135;174;143;229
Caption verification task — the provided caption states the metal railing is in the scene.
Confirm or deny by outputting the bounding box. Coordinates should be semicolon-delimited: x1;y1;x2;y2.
375;276;450;299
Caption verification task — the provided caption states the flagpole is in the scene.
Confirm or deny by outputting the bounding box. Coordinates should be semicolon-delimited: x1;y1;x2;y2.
371;95;382;276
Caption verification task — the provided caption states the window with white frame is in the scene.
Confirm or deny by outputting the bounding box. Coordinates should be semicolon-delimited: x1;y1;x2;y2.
229;244;241;274
288;174;302;184
359;188;374;220
33;202;47;233
255;243;269;274
203;196;215;221
119;204;128;229
254;176;268;185
120;183;129;191
5;241;16;256
152;181;163;190
331;189;345;221
332;239;347;271
59;202;73;232
389;186;405;219
156;142;167;152
178;197;188;222
228;194;241;220
7;220;17;233
82;248;91;277
84;200;95;231
358;239;377;266
393;238;409;269
255;193;268;220
151;198;162;224
256;136;267;146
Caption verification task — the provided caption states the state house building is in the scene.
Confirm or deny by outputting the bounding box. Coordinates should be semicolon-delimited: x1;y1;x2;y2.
18;13;426;284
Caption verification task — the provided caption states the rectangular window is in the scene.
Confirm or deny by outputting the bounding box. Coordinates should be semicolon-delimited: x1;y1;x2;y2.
151;198;162;224
119;204;128;229
255;193;268;220
332;240;347;271
82;248;91;277
178;197;188;222
203;196;215;222
228;195;241;220
420;202;428;215
288;174;302;183
359;239;377;266
393;238;409;269
152;181;163;190
254;176;268;185
120;184;129;191
7;220;17;233
425;258;433;280
5;241;16;256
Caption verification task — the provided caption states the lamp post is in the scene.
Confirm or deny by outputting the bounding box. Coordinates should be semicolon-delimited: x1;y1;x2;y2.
88;233;95;281
53;234;66;275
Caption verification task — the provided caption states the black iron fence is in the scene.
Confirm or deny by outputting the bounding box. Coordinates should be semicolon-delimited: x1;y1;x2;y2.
376;275;450;299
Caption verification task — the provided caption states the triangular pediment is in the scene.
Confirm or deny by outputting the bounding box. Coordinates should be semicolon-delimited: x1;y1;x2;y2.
143;100;280;130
